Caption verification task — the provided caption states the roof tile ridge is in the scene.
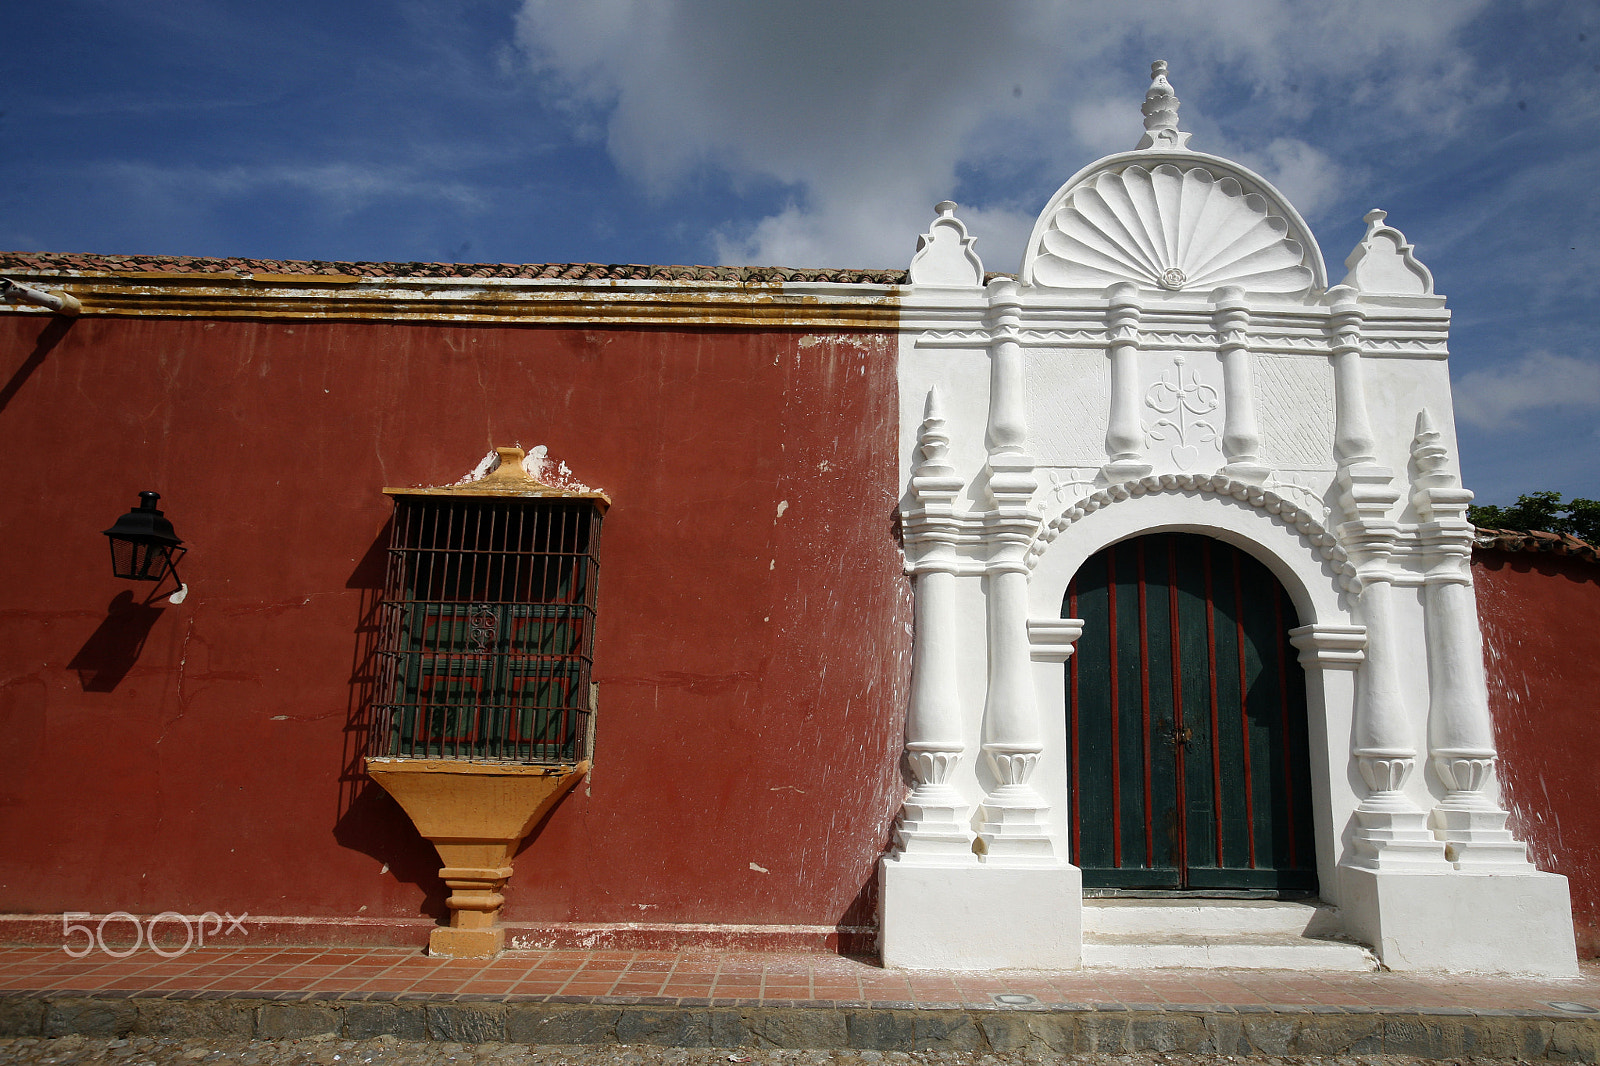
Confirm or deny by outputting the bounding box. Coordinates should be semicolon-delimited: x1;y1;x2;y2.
1474;526;1600;563
0;250;906;284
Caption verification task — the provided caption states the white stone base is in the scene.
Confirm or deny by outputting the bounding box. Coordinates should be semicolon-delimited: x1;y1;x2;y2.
879;856;1082;969
1431;805;1536;869
1339;865;1578;976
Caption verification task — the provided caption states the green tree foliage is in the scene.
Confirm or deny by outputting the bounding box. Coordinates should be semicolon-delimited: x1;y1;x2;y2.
1467;491;1600;544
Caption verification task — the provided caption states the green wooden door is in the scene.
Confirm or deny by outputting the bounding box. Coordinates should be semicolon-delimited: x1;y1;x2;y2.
1065;533;1317;893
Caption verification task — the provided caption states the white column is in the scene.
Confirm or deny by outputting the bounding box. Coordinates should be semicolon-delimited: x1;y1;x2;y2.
1410;412;1531;868
894;388;976;861
1329;295;1398;525
1103;282;1151;481
899;568;977;858
977;565;1054;862
1342;543;1577;975
1213;286;1268;482
1422;579;1530;865
1330;317;1377;468
1347;576;1448;869
986;280;1029;462
977;279;1054;863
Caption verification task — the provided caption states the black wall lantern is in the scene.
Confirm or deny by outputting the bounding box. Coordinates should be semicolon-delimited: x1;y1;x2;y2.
103;491;186;583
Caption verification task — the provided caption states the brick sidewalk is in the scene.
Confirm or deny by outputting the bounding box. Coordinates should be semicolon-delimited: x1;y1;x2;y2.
2;945;1596;1012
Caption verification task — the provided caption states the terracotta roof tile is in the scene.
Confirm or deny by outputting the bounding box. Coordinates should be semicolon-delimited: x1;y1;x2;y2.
1474;527;1599;565
0;250;908;286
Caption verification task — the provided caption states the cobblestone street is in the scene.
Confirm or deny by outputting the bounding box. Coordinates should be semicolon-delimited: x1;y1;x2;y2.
0;1037;1552;1066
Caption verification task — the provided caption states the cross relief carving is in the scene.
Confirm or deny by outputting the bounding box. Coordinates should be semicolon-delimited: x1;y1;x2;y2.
1143;354;1221;470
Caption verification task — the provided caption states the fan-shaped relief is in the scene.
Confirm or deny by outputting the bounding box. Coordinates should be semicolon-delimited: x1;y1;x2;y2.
1029;164;1315;295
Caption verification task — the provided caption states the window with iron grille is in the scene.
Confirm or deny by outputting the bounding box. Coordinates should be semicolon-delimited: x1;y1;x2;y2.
371;495;601;764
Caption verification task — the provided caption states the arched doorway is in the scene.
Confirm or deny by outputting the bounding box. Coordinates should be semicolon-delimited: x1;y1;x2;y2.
1065;532;1317;894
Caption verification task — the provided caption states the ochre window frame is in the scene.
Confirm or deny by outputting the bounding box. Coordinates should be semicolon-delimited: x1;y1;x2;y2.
370;447;606;767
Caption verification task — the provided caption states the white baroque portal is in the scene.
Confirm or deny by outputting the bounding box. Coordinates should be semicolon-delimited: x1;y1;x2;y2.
880;62;1577;975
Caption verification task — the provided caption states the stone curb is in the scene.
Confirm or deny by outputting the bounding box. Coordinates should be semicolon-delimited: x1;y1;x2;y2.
1;995;1597;1061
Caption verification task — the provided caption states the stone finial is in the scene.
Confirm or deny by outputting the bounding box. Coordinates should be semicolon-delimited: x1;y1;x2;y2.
1410;408;1474;520
1338;209;1436;296
914;386;955;476
1411;409;1451;481
1137;60;1192;151
909;201;984;287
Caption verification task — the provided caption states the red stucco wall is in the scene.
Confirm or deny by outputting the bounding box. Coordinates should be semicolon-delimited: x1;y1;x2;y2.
1474;547;1600;957
0;312;910;939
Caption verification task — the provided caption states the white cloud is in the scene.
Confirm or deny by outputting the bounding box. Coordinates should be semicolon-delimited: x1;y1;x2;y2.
954;205;1036;279
1234;138;1357;223
1069;99;1140;160
100;161;488;218
514;1;1497;267
1455;350;1600;432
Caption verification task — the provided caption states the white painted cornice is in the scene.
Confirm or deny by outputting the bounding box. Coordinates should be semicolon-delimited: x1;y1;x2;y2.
905;300;1449;358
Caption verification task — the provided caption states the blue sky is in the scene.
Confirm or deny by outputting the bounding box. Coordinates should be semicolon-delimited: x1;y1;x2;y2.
2;1;1596;504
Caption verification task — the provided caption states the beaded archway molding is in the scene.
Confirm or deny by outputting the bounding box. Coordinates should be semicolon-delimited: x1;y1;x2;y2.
1026;472;1361;595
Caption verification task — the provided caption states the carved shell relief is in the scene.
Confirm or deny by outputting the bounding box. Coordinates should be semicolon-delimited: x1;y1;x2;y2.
1028;164;1315;295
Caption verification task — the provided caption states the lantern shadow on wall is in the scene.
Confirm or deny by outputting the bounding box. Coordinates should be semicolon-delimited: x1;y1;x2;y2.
68;591;165;692
331;521;451;923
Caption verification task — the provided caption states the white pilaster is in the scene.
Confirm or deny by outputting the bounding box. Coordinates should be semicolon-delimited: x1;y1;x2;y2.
1410;411;1532;869
1329;294;1378;471
895;388;976;861
1332;225;1576;977
985;279;1029;462
1346;578;1448;869
1289;623;1366;895
977;279;1056;863
1329;294;1447;872
1213;286;1268;483
1103;282;1151;481
884;269;1082;972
